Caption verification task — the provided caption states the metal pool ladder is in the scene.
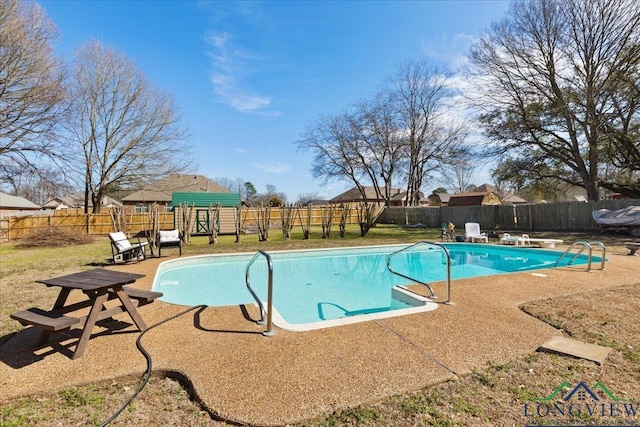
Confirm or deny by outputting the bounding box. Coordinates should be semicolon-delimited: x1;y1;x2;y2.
386;241;452;304
553;241;606;272
245;250;276;336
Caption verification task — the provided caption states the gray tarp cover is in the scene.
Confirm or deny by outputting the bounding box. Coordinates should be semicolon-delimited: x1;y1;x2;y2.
592;206;640;226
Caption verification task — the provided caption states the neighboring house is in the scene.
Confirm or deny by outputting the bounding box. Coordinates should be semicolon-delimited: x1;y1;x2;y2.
476;183;498;193
474;183;527;204
447;191;502;207
121;174;230;213
0;192;41;214
41;194;122;210
302;199;331;206
389;190;429;206
330;186;427;206
428;193;452;207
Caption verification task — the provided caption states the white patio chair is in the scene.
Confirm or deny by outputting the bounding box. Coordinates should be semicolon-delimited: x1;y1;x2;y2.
108;231;149;263
157;229;182;257
464;222;488;243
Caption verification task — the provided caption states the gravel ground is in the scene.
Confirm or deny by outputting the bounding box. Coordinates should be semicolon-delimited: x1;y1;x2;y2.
2;282;638;427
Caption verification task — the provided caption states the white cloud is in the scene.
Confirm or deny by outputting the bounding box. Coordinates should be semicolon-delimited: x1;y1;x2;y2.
421;32;478;71
236;147;249;155
205;31;278;115
254;162;290;174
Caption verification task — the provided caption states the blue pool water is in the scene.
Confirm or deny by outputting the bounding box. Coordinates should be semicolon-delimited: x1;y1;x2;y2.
152;243;597;329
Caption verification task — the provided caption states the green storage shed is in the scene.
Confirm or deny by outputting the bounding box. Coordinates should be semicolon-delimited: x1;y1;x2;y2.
172;192;241;235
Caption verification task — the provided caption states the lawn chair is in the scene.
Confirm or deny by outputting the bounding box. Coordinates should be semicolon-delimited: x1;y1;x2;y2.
157;229;182;257
465;222;488;243
109;232;149;263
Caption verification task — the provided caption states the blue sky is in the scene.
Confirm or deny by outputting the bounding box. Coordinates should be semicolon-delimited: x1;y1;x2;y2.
40;0;510;201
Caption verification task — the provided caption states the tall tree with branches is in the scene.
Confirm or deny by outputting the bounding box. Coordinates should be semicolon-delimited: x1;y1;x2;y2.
351;96;405;206
0;0;66;190
441;146;478;194
64;40;191;213
297;111;373;205
387;60;466;206
297;59;466;207
469;0;640;200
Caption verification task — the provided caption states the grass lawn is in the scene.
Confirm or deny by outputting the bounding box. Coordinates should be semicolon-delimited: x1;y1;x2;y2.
1;224;441;338
1;224;638;426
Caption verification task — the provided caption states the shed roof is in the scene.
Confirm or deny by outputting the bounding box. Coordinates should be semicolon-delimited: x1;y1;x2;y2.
172;192;241;207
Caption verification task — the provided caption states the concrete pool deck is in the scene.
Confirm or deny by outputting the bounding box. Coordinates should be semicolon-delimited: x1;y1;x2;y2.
1;244;638;425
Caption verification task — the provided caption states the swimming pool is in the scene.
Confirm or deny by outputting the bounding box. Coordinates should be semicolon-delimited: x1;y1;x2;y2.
152;243;598;331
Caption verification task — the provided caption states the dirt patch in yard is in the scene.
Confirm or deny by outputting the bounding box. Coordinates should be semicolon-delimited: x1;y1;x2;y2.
16;226;95;248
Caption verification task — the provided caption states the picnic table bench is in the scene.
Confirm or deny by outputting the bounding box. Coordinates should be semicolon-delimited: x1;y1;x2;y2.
11;308;81;332
11;288;162;331
10;269;162;359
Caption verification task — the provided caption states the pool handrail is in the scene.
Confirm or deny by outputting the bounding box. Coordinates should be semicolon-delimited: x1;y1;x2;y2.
386;241;451;304
589;241;606;271
245;250;276;336
553;240;606;272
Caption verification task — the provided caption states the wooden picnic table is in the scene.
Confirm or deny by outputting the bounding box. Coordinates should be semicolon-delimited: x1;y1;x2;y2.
11;268;162;359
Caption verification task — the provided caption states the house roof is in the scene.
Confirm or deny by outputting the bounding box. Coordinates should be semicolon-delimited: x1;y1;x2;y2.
330;186;404;203
0;192;41;209
41;196;77;209
122;174;230;203
448;191;501;207
476;183;498;193
41;194;122;209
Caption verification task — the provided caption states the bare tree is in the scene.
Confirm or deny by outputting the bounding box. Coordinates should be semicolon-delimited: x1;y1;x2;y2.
297;60;464;206
297;112;373;205
469;0;640;201
295;191;320;205
64;40;191;213
352;96;405;206
0;0;67;188
386;60;466;206
3;165;74;204
441;146;478;194
297;108;398;207
599;65;640;197
253;183;287;206
215;177;245;194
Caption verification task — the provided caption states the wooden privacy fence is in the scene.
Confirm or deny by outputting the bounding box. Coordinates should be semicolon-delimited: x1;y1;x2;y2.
0;209;175;242
6;200;636;241
378;199;640;232
1;206;362;242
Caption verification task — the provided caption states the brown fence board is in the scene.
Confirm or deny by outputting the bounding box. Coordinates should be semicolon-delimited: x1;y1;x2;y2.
1;206;363;241
5;200;637;242
378;199;640;232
